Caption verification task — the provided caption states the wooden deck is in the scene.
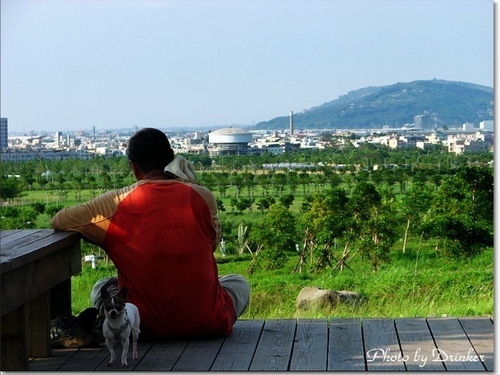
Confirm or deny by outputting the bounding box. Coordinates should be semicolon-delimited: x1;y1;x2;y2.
29;317;493;372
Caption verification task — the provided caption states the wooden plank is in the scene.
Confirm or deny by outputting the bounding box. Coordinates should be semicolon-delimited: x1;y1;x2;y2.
328;318;365;371
427;317;485;371
0;229;22;238
249;319;296;371
210;320;264;371
0;230;53;266
57;341;148;371
95;341;154;371
0;229;43;247
363;318;406;371
395;318;445;371
29;347;79;371
58;346;112;371
1;230;81;273
135;340;189;371
289;319;328;371
458;317;494;371
171;337;225;371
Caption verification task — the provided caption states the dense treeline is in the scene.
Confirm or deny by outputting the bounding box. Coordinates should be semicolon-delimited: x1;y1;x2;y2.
0;144;492;194
1;146;494;273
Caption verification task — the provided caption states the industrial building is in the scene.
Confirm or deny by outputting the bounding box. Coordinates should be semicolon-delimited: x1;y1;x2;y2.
208;127;253;156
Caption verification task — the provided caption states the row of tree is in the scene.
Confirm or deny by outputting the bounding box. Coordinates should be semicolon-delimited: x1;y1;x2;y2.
0;145;493;197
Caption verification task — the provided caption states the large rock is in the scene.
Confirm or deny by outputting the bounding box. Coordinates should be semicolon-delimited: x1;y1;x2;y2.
296;287;364;311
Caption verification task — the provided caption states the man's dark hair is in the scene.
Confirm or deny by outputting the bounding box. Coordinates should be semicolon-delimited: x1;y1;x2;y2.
126;128;175;173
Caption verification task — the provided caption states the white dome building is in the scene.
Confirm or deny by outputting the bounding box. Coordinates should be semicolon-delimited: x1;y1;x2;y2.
208;127;253;156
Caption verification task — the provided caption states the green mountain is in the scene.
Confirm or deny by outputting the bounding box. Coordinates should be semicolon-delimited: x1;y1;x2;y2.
254;79;494;130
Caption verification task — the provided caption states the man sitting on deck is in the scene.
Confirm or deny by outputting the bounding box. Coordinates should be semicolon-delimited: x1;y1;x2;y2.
52;127;250;340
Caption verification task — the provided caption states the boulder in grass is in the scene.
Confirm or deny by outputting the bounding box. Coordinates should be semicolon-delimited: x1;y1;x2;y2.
335;290;365;305
296;287;364;311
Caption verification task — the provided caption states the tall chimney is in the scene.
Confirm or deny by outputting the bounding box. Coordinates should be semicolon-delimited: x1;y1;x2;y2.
289;111;294;136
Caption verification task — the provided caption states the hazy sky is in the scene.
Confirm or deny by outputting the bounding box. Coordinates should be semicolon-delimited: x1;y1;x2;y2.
1;0;494;133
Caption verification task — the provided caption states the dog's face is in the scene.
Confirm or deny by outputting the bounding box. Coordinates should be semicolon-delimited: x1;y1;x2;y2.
101;286;128;320
104;295;125;319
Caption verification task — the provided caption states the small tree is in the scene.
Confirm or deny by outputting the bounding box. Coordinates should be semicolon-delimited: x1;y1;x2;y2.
456;167;493;222
256;196;275;213
235;198;253;213
349;182;399;272
421;214;492;258
421;167;493;258
249;203;297;271
301;187;351;272
0;175;24;200
31;202;46;215
399;182;433;253
279;193;295;209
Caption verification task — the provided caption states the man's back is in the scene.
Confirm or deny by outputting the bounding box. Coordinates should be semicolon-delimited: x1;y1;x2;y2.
53;180;235;339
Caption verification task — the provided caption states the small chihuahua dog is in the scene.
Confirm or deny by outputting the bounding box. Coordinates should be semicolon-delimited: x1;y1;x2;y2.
101;286;141;368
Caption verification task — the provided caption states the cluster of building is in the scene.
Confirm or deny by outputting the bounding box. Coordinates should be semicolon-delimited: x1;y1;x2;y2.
0;116;494;163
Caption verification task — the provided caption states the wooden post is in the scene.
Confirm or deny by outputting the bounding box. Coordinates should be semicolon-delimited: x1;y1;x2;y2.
27;291;51;357
1;305;28;370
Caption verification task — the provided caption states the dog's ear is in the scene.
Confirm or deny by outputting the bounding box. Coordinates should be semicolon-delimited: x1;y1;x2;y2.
119;287;128;301
101;286;110;300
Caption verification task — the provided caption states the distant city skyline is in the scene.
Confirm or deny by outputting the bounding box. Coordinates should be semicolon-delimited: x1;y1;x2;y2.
1;0;494;133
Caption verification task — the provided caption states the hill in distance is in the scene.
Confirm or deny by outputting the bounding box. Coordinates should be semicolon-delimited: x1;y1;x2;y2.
254;79;494;130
